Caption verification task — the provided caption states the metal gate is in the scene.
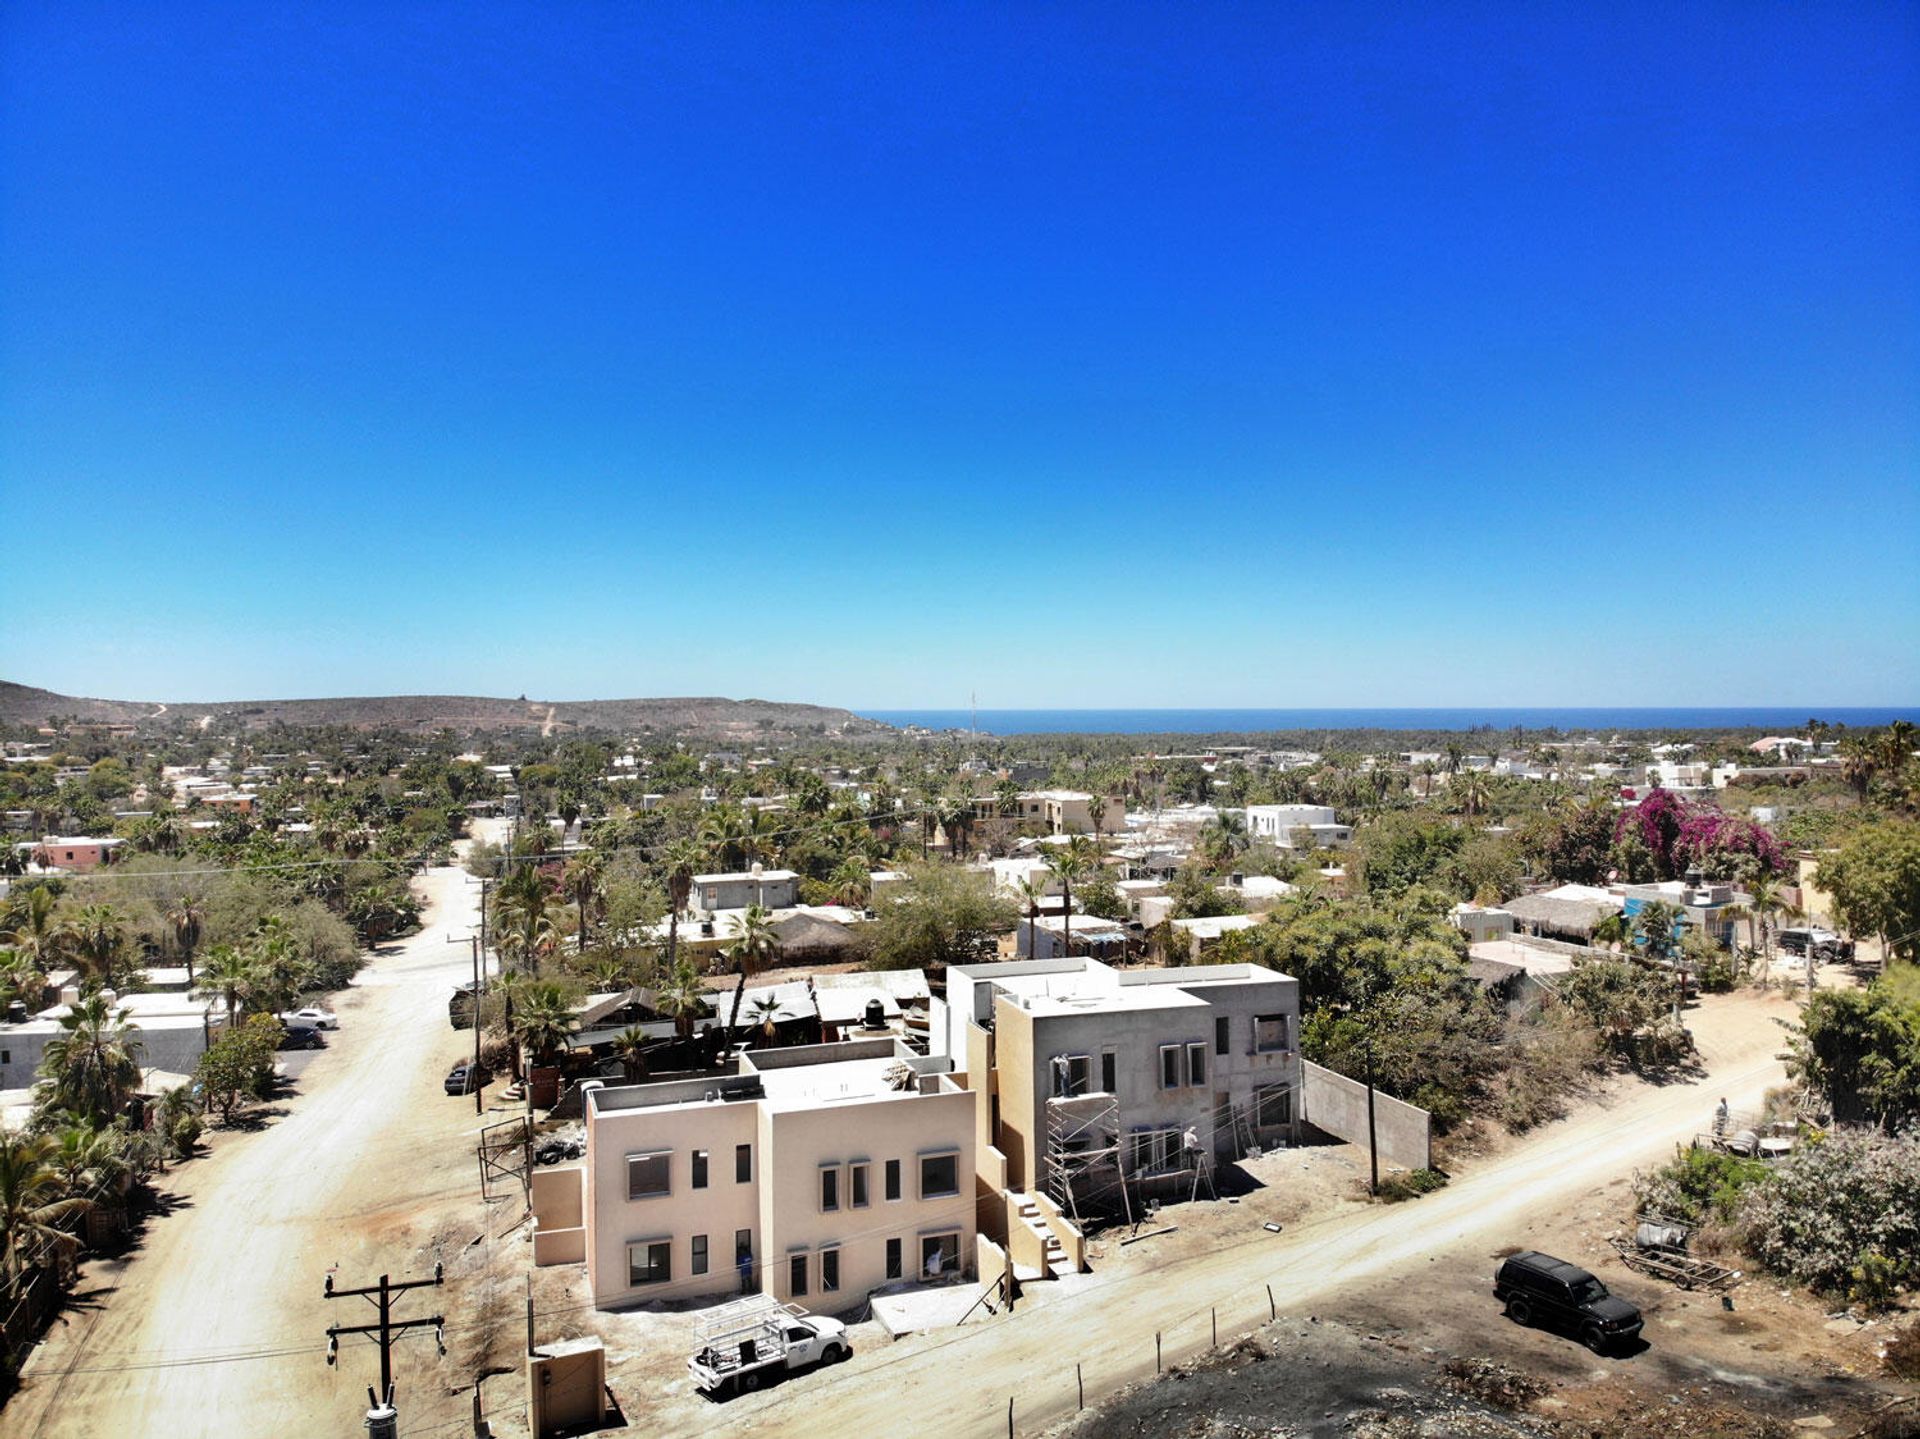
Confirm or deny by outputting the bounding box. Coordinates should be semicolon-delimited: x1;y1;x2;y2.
477;1115;531;1204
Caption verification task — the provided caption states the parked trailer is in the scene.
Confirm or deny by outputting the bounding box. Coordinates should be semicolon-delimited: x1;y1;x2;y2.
688;1296;851;1397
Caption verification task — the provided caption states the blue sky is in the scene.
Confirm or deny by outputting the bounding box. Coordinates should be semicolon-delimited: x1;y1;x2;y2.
2;3;1915;708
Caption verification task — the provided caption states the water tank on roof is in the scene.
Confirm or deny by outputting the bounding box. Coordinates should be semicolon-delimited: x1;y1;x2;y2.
864;998;886;1030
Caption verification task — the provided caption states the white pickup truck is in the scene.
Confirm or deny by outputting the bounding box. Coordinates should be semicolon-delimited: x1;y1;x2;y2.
688;1296;850;1397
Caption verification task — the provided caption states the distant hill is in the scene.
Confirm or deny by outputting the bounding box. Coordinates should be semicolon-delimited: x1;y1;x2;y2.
0;681;888;739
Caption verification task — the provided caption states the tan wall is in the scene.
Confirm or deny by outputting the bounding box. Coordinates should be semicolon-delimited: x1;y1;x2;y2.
975;1145;1009;1244
532;1166;583;1228
976;1233;1010;1299
531;1166;586;1266
1004;1194;1047;1273
527;1342;605;1437
761;1086;979;1309
1796;855;1836;925
1300;1059;1431;1171
992;999;1036;1191
586;1099;759;1307
1032;1191;1085;1272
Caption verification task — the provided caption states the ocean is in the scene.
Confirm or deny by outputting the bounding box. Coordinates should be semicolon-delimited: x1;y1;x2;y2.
857;707;1917;737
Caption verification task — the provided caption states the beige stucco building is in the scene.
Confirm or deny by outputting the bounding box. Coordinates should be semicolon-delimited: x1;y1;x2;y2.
938;958;1301;1224
553;1039;978;1312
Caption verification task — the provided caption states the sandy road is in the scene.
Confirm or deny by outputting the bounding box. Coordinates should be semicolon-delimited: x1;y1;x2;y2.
4;854;501;1439
709;990;1795;1439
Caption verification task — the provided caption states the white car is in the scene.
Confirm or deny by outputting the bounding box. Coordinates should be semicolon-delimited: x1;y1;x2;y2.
281;1006;338;1031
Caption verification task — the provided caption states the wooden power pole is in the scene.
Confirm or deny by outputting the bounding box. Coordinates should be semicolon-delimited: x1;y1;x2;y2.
325;1265;445;1437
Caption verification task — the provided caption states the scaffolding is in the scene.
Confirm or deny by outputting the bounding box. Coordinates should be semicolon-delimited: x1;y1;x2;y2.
1045;1091;1124;1227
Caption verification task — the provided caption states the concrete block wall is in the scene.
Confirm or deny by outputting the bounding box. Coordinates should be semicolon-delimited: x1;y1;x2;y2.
1300;1059;1431;1171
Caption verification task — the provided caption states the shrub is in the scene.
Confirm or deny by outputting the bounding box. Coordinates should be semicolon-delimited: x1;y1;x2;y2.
1377;1168;1448;1202
1740;1129;1920;1305
1634;1146;1770;1225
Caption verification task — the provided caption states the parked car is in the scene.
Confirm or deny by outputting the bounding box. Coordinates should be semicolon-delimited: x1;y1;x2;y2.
535;1135;585;1166
278;1024;324;1051
281;1006;339;1031
444;1062;491;1095
1493;1250;1643;1353
1778;927;1854;962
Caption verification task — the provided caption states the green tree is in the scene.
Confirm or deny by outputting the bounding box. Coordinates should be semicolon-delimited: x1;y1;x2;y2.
723;905;779;1038
194;1014;284;1123
610;1025;650;1081
507;978;581;1067
1044;838;1098;958
1633;899;1683;963
2;887;71;974
867;864;1013;971
1817;822;1920;965
194;944;257;1027
562;853;605;950
1013;873;1051;960
165;892;206;980
654;959;708;1040
0;1134;90;1294
64;905;125;990
35;994;144;1126
1788;973;1920;1128
659;836;704;975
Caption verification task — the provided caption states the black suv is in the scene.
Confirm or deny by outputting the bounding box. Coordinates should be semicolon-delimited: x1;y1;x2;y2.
1493;1251;1643;1352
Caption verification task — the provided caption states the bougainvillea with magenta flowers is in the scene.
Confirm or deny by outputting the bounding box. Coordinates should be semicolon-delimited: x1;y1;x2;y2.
1615;788;1691;878
1671;811;1787;878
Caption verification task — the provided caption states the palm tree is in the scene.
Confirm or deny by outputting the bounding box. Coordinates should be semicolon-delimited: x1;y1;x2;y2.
1087;795;1108;837
1591;911;1631;951
747;992;783;1044
562;853;605;952
36;994;144;1126
1838;737;1879;801
3;888;71;975
67;905;124;991
508;980;579;1068
1014;875;1049;960
164;893;205;981
654;959;707;1041
1457;773;1492;819
0;950;48;1013
1744;871;1784;958
1878;721;1917;781
610;1025;650;1082
1045;839;1096;959
194;944;256;1028
1633;900;1683;964
723;905;779;1039
828;857;872;909
49;1121;130;1202
0;1134;91;1294
660;837;703;975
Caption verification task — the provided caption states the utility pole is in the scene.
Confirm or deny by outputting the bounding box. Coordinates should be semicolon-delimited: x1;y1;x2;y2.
1363;1023;1379;1197
325;1265;445;1438
470;937;484;1115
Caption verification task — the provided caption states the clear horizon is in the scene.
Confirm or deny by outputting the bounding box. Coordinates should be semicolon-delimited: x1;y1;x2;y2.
3;5;1915;705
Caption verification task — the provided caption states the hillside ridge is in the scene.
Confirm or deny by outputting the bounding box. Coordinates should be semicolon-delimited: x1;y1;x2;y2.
0;681;886;737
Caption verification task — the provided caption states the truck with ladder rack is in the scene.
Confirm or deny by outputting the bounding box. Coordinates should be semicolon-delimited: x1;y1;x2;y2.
688;1295;850;1397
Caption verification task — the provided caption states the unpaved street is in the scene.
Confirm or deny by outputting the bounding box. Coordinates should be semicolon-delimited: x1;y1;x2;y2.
701;990;1797;1439
4;853;507;1439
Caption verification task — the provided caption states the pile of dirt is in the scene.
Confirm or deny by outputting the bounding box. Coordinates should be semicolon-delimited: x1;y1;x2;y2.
1539;1396;1792;1439
1441;1357;1551;1411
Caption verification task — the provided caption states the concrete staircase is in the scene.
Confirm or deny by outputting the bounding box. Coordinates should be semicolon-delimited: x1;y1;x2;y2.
1010;1193;1076;1283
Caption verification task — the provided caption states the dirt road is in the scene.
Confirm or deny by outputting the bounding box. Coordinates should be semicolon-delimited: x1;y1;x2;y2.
705;990;1796;1439
5;855;505;1439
